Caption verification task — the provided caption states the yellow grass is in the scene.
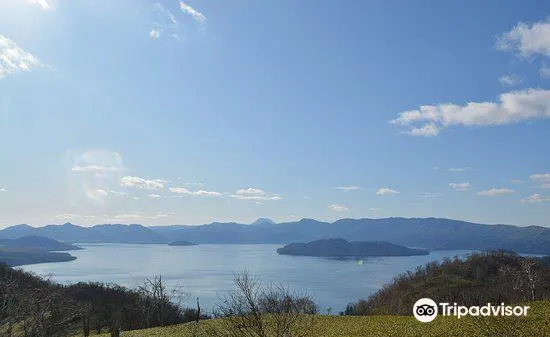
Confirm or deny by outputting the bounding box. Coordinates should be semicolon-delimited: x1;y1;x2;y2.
88;301;550;337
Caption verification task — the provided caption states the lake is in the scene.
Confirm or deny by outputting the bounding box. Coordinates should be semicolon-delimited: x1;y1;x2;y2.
19;244;473;313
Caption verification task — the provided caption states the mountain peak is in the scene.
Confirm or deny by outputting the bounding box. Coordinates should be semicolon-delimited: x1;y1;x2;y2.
250;218;275;226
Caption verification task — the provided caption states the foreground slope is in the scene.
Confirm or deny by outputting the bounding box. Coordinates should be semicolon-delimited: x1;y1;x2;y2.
94;301;550;337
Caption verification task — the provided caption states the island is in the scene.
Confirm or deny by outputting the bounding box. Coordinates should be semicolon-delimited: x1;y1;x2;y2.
0;251;77;266
168;240;198;246
0;235;80;266
276;238;429;257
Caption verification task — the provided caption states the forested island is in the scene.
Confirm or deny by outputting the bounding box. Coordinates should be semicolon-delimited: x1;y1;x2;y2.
168;240;198;246
0;235;80;266
277;239;429;257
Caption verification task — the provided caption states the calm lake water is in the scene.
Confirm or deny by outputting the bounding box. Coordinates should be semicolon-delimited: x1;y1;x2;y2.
19;244;473;312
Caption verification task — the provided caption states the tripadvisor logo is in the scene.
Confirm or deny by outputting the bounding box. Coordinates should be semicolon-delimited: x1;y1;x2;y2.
413;298;438;322
413;298;530;323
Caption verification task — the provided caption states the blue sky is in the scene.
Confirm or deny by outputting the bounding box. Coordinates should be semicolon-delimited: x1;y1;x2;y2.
0;0;549;227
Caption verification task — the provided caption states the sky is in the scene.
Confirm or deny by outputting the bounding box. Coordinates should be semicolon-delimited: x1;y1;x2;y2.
0;0;550;227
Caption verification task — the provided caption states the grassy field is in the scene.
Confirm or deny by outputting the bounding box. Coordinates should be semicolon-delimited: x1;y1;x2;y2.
91;301;550;337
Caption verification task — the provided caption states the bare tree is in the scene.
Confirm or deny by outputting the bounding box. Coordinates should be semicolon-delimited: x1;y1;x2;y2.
521;258;539;301
211;271;317;337
138;275;170;327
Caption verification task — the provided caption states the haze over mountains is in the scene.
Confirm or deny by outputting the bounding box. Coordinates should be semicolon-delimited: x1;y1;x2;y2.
2;218;550;254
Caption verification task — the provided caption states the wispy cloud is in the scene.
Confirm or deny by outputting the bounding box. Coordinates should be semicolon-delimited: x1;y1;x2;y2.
179;1;206;24
329;204;349;212
109;190;127;196
0;34;43;80
498;75;521;86
391;89;550;136
530;173;550;189
28;0;51;10
418;192;443;198
449;167;472;172
112;212;175;221
477;188;515;196
55;213;81;220
336;185;360;192
72;165;121;173
230;188;282;201
154;3;177;25
521;194;550;203
120;176;166;190
148;194;162;198
0;188;7;192
376;188;400;196
169;187;221;197
149;3;179;40
449;182;471;192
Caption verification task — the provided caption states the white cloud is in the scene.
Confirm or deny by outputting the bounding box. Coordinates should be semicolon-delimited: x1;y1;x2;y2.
449;182;471;192
72;165;121;173
150;29;161;39
329;204;349;212
497;18;550;57
55;213;80;220
376;188;400;196
498;75;521;86
336;185;360;192
235;188;265;196
530;173;550;189
521;194;550;203
112;212;175;221
114;213;145;220
169;187;222;197
418;192;443;198
120;176;166;190
368;207;380;212
109;190;127;196
148;194;162;198
0;34;43;80
408;123;440;137
391;89;550;136
0;188;7;192
28;0;51;10
230;188;282;201
477;188;515;196
180;1;206;24
449;167;472;172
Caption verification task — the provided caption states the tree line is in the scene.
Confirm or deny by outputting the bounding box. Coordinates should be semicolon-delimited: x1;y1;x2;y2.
0;264;203;336
344;251;550;316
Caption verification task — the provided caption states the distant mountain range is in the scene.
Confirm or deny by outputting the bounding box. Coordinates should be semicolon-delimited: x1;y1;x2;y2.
1;217;550;254
1;235;82;251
